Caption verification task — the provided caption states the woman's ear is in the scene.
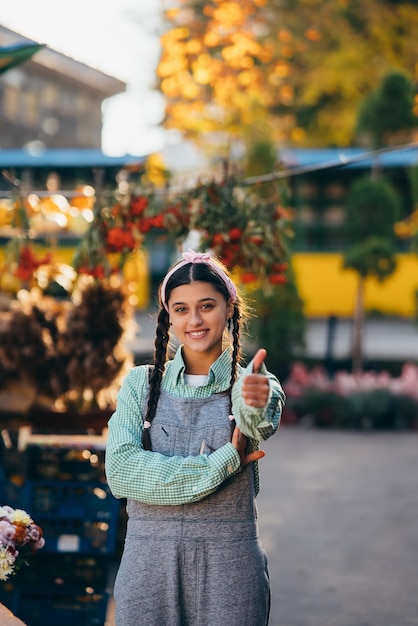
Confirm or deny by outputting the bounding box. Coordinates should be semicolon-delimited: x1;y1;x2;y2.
226;300;234;320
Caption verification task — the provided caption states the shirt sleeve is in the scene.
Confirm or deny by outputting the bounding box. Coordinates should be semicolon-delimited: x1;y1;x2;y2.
105;367;241;505
231;359;286;441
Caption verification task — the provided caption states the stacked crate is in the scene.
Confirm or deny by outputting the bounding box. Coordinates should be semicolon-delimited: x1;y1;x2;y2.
1;428;121;626
4;554;110;626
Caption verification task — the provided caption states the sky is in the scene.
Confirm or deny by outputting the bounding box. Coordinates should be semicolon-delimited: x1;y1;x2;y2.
0;0;166;156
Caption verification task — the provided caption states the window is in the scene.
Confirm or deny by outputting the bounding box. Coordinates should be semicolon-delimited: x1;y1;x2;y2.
42;84;59;109
22;91;39;127
3;86;19;121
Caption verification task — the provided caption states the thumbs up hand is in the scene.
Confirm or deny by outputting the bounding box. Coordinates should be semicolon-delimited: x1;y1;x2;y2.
241;348;270;408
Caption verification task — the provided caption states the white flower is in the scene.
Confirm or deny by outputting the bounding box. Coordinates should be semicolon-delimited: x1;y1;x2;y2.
0;546;15;581
0;506;13;518
8;508;33;525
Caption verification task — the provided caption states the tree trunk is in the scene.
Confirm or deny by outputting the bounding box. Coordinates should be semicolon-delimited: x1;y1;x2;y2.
352;277;365;375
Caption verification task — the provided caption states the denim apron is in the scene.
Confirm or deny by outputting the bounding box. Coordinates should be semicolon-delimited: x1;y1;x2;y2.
114;389;270;626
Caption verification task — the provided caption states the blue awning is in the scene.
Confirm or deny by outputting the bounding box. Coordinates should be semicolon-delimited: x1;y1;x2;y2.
280;145;418;170
0;148;145;169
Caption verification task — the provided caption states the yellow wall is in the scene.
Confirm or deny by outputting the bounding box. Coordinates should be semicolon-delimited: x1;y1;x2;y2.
292;253;418;318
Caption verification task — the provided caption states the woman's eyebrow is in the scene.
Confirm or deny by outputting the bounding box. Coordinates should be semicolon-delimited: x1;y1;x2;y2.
171;297;217;306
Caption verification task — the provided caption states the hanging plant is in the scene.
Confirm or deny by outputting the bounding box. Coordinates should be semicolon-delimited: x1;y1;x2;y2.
188;178;292;285
70;172;293;288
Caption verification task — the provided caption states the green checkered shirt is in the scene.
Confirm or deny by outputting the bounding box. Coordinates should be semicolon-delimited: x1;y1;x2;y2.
106;347;285;505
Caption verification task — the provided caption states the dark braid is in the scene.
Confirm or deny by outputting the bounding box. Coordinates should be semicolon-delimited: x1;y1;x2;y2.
229;305;242;391
142;307;170;450
228;304;242;435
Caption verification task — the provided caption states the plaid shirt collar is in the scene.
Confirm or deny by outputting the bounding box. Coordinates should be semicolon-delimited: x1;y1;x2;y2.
168;346;234;390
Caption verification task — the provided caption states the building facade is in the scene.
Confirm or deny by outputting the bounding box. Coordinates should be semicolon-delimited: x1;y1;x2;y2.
0;25;125;151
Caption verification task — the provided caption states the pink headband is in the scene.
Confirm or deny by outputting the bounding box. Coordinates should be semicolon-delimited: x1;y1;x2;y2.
160;249;238;310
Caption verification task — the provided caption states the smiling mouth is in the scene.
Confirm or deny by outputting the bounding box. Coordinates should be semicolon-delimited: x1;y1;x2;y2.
187;330;209;338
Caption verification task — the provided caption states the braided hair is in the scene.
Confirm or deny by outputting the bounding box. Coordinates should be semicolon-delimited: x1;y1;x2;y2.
142;259;247;450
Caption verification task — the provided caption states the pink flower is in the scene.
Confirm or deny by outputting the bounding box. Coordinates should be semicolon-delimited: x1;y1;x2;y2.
0;520;15;545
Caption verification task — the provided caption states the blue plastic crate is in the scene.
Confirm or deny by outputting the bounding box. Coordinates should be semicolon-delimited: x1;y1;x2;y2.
24;444;107;482
23;480;120;554
6;587;109;626
8;553;110;588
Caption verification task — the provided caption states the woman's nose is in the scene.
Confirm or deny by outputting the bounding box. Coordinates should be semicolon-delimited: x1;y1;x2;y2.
189;309;203;325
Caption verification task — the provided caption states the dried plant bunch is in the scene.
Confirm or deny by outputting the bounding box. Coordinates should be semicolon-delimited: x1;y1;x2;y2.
0;280;133;411
62;279;133;408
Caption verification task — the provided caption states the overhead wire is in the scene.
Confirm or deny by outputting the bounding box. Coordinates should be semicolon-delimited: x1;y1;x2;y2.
242;141;418;186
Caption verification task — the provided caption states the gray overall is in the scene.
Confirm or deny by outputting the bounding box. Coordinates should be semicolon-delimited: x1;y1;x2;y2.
114;389;271;626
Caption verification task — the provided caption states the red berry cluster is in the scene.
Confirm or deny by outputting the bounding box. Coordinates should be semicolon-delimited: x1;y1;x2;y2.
192;181;291;286
14;245;52;282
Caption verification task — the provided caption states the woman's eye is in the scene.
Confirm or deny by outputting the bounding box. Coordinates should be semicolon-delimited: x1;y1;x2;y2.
201;304;213;310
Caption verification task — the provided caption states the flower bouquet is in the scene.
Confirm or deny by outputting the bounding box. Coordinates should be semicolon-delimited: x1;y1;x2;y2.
0;506;44;581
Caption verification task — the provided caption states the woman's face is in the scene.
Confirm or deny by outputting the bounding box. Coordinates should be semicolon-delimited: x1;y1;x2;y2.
167;280;234;373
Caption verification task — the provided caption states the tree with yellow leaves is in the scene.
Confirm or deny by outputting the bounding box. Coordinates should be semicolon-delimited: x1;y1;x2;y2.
158;0;418;150
158;0;296;152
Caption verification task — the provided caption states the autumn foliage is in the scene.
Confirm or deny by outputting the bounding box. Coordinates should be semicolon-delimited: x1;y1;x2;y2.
158;0;418;147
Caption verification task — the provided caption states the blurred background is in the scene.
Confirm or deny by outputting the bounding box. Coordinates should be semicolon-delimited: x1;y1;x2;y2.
0;1;418;625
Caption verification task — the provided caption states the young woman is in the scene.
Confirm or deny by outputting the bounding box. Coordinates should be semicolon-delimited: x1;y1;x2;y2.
106;250;285;626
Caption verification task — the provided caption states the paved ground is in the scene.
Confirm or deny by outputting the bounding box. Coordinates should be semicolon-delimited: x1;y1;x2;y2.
257;427;418;626
304;317;418;361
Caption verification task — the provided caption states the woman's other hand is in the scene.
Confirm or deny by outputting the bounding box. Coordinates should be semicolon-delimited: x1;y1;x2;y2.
232;426;265;466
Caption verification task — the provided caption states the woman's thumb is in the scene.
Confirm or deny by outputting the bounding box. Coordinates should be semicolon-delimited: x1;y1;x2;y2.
252;348;267;373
